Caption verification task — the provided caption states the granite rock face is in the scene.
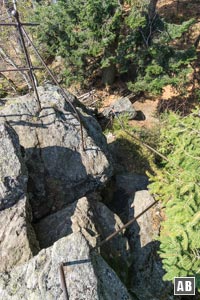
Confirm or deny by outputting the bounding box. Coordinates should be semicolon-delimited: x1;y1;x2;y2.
0;197;39;273
0;88;174;300
127;190;168;300
0;107;130;300
127;190;172;300
0;85;112;219
0;123;39;272
0;123;27;210
118;183;171;299
0;232;132;300
34;196;130;279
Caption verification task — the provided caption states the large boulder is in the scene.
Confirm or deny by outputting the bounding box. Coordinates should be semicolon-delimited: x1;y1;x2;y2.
0;232;133;300
0;85;112;219
0;123;39;272
34;196;130;280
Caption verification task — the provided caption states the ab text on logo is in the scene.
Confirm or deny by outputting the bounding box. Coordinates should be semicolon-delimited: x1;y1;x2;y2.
174;277;195;295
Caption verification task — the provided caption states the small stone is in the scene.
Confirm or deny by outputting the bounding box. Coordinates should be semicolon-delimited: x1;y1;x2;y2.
102;97;137;120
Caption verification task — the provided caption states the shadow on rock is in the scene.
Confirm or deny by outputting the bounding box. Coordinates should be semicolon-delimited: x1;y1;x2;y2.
102;173;174;299
26;146;89;220
0;85;113;220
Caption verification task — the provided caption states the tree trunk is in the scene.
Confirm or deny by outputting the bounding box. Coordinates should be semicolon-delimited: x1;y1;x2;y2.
101;34;120;86
148;0;159;20
102;64;117;86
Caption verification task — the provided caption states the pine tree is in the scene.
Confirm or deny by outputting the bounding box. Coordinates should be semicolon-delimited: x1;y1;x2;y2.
31;0;122;85
148;109;200;291
30;0;197;93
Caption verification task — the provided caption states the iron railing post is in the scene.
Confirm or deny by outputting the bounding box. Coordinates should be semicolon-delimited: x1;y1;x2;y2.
11;9;41;111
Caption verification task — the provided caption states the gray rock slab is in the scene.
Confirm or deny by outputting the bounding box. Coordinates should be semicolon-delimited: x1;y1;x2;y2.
0;85;112;219
128;190;159;247
34;196;130;279
0;123;39;272
0;232;132;300
0;123;27;210
0;197;39;272
128;190;172;300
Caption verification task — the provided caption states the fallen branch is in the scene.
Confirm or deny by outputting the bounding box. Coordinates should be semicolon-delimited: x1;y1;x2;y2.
0;46;32;89
77;89;96;101
0;72;18;93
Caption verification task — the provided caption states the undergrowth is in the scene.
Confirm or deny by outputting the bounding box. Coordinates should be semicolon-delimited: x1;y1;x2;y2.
104;114;159;174
105;110;200;292
148;108;200;291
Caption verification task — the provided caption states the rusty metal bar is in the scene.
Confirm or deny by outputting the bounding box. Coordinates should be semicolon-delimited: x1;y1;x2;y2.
91;200;158;252
0;67;43;72
0;7;85;150
22;26;85;151
59;263;69;300
12;10;41;111
0;22;39;26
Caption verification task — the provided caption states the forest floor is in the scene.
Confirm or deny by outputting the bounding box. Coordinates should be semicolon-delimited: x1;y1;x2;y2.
1;0;199;129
